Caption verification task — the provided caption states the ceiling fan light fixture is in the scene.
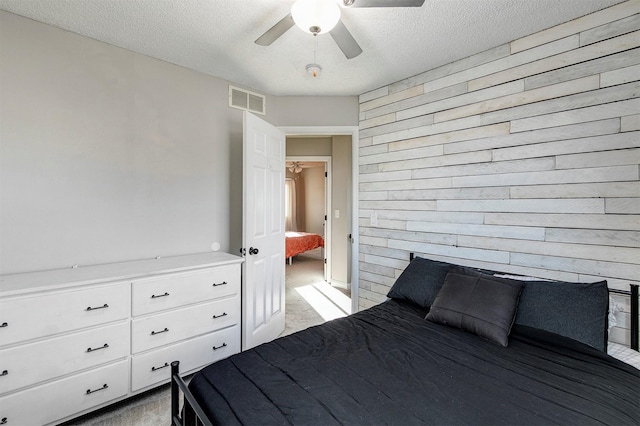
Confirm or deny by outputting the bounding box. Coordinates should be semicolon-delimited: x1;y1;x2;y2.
291;0;341;35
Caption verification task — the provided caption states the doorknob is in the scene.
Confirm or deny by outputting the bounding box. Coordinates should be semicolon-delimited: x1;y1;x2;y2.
249;247;259;255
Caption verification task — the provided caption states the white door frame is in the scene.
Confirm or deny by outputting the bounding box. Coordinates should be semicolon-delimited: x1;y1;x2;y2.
279;126;359;314
286;155;331;281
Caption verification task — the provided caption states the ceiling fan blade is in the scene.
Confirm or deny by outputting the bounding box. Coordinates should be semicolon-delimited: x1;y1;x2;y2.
255;13;295;46
330;20;363;59
344;0;425;7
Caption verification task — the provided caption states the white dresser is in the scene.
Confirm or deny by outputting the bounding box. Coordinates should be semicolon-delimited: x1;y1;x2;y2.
0;252;243;426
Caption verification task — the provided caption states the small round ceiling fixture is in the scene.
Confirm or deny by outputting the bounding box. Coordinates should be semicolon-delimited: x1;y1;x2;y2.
306;63;322;78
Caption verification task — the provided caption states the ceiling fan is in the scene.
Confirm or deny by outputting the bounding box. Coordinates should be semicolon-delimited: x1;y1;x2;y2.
255;0;425;60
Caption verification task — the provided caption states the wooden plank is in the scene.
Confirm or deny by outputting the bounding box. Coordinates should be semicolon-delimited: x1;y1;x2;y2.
446;119;620;154
606;198;640;214
359;144;442;166
425;35;579;95
510;96;640;133
485;212;640;231
393;123;510;152
360;177;452;192
580;13;640;46
493;131;639;162
359;138;373;149
360;200;437;211
510;0;640;53
363;253;407;269
406;221;546;240
379;150;492;172
511;181;640;199
601;63;640;87
360;227;457;246
387;44;510;94
359;170;411;183
360;144;389;157
434;75;599;123
555;147;640;169
545;228;640;248
398;80;524;122
359;86;388;104
437;198;605;214
374;83;637;145
413;158;555;180
360;85;424;112
510;252;640;281
359;190;387;200
360;112;396;130
387;239;510;264
388;187;510;201
453;165;639;188
458;235;640;264
471;31;640;91
621;113;640;131
359;164;380;174
364;83;467;121
525;48;640;90
359;113;433;139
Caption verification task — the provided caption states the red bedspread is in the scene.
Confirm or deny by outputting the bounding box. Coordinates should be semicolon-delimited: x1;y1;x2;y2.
285;232;324;258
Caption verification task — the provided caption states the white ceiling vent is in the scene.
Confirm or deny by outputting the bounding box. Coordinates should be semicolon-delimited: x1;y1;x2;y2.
229;85;266;115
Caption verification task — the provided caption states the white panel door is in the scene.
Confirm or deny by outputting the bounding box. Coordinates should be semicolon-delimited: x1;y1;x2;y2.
242;111;286;350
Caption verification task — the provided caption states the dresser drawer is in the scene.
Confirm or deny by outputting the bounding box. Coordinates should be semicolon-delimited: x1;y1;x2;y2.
131;325;239;391
0;322;129;395
0;283;129;346
131;295;239;354
132;264;239;316
0;359;128;426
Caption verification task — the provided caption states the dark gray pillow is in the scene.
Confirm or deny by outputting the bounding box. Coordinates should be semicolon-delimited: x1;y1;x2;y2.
426;270;524;347
386;257;451;308
514;279;609;352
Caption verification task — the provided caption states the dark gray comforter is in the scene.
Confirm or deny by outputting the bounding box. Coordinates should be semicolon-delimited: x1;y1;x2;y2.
189;299;639;425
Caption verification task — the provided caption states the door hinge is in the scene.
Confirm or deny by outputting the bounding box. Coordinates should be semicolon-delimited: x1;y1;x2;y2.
239;248;246;256
325;215;327;221
325;171;328;177
324;258;327;264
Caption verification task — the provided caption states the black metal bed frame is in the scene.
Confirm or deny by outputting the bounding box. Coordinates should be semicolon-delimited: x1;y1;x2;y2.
170;276;640;426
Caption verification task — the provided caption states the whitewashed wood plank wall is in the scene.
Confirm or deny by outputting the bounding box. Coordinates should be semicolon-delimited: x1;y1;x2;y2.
357;0;640;346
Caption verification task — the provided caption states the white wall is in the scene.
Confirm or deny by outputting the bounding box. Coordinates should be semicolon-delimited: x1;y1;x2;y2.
357;1;639;345
303;166;326;236
0;11;358;274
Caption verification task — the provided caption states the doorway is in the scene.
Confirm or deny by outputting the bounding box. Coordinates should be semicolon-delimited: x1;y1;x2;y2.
281;129;358;336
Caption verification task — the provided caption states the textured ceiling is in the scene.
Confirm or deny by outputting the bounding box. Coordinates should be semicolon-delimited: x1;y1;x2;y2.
0;0;625;96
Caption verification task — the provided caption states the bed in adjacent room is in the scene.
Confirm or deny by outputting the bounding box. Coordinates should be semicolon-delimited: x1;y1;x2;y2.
171;256;640;426
285;231;324;264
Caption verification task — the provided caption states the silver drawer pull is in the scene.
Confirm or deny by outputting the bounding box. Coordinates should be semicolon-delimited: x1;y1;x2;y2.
212;312;228;319
0;322;7;328
86;343;109;353
151;362;169;372
0;370;7;377
212;281;227;287
86;304;109;311
151;292;170;299
86;383;108;395
151;327;169;336
212;343;227;351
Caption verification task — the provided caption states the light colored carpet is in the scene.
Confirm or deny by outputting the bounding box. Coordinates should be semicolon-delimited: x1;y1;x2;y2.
63;248;348;425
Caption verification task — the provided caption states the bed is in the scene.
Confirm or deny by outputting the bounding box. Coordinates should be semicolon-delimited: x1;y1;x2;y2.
171;256;640;426
285;231;324;264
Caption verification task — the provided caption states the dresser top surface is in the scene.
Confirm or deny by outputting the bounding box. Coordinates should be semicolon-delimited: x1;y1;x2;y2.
0;252;243;296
